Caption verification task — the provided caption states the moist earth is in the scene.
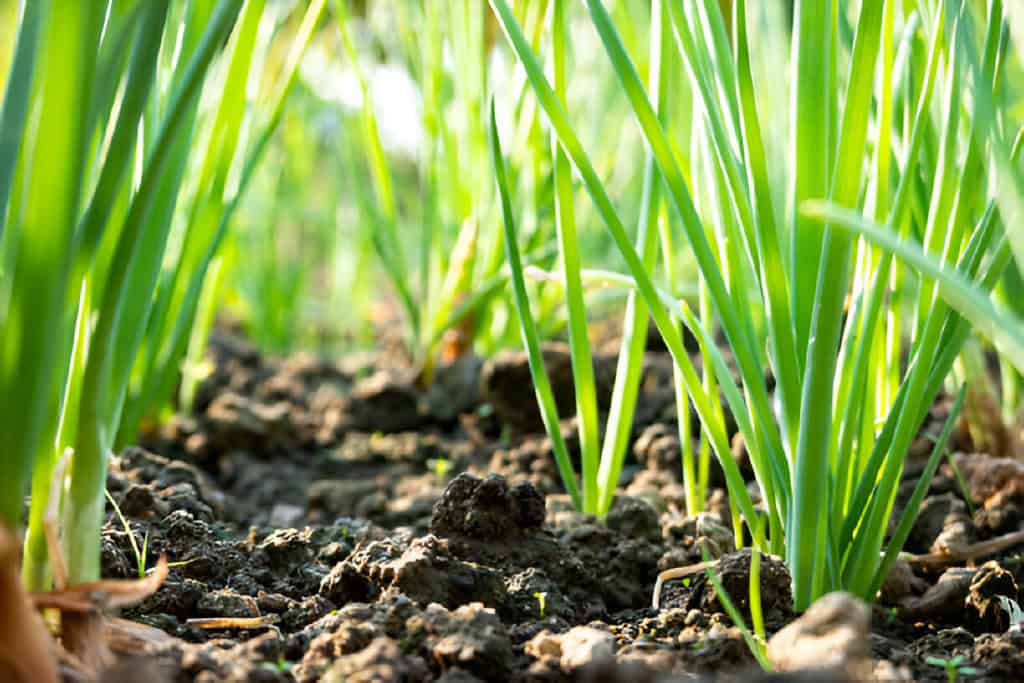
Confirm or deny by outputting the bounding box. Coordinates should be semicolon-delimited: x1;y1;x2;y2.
89;331;1024;681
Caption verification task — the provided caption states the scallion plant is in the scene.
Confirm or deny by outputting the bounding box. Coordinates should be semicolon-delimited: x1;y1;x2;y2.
117;0;327;447
322;0;654;377
490;0;1013;611
333;0;513;375
491;0;685;518
0;0;325;593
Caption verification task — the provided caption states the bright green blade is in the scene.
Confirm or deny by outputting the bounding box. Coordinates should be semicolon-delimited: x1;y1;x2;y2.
489;98;582;511
803;201;1024;373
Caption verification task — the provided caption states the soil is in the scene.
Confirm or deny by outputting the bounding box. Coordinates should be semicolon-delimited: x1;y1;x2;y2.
84;329;1024;681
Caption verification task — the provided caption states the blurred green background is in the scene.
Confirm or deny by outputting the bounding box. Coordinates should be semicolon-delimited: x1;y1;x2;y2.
218;1;790;358
0;0;792;362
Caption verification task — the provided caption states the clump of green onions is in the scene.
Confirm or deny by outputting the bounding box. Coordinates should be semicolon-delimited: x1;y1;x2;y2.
319;0;651;375
0;0;325;592
333;0;512;375
491;0;672;517
490;0;1014;611
117;0;328;444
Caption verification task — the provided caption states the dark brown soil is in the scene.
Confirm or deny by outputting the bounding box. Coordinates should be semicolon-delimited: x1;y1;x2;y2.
88;331;1024;681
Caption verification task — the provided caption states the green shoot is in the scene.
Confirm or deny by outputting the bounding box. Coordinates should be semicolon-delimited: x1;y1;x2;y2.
261;657;295;673
925;655;980;683
534;591;548;619
486;0;677;518
750;517;767;654
491;98;581;510
551;0;600;512
428;458;452;482
105;489;147;579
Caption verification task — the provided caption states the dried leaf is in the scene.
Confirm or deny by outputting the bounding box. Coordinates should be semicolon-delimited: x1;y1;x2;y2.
30;554;169;611
0;525;59;683
185;614;280;630
106;617;175;650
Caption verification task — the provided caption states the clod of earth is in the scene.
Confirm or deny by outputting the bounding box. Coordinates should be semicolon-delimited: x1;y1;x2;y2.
767;592;871;679
479;344;619;432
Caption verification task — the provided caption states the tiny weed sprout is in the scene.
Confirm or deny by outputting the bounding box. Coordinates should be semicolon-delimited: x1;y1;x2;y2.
261;657;295;674
428;457;453;481
105;489;148;579
489;0;1008;612
534;591;548;619
925;655;980;683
